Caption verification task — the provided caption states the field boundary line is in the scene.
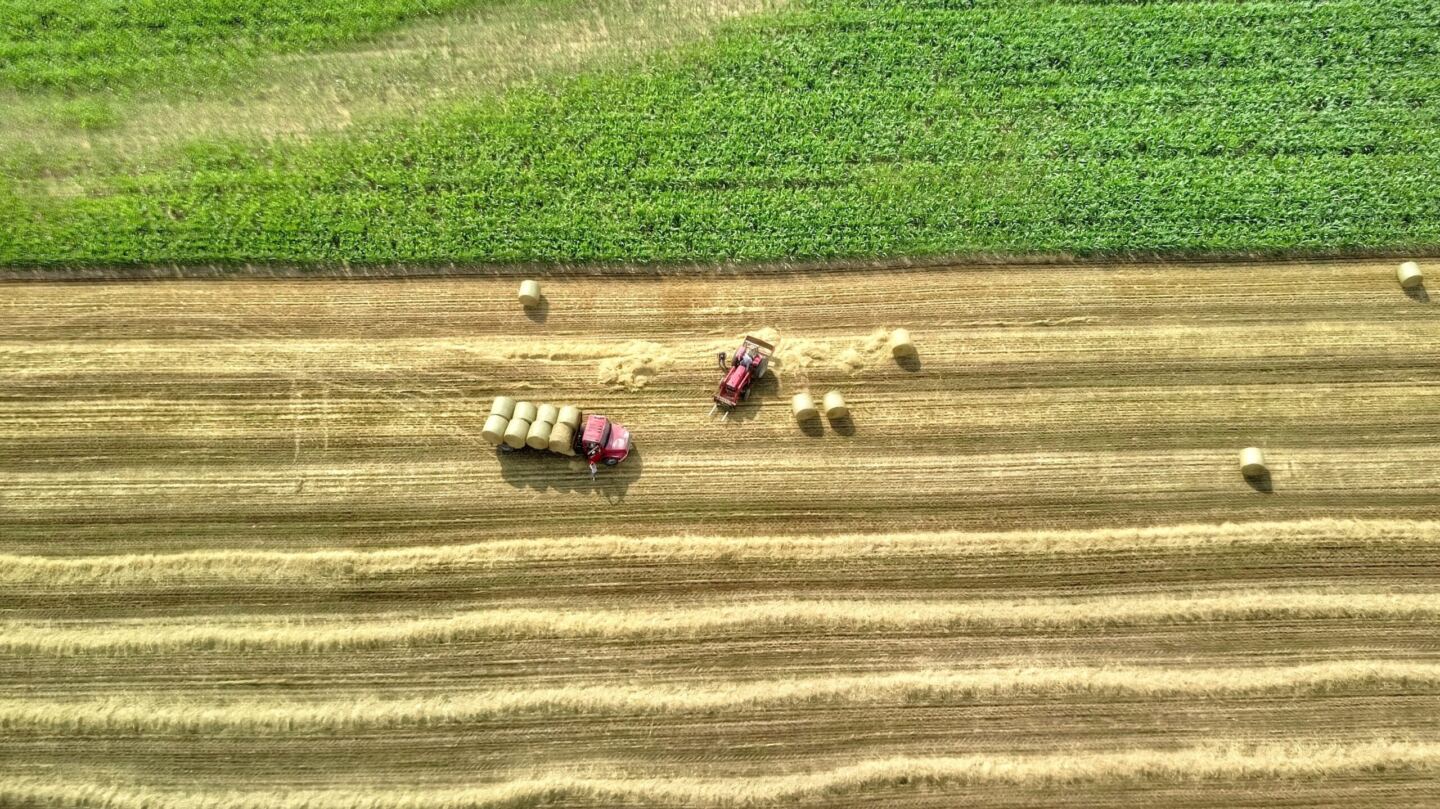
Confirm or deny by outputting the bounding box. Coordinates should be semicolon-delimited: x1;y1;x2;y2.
4;251;1440;282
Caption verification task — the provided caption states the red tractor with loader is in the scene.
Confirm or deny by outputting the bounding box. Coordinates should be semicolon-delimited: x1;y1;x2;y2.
711;335;776;418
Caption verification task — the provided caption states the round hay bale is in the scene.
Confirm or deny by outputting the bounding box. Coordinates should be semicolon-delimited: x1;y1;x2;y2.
503;418;531;449
535;404;559;426
512;401;538;424
1240;447;1267;477
519;279;542;307
556;405;582;430
481;413;510;446
489;396;516;419
1398;261;1424;289
548;422;577;455
792;392;818;421
822;390;849;420
526;419;554;450
889;328;916;357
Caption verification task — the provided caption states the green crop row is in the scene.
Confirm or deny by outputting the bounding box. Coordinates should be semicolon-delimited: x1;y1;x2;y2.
3;0;1439;266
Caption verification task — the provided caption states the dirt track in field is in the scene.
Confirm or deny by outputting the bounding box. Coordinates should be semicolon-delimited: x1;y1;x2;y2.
2;259;1439;807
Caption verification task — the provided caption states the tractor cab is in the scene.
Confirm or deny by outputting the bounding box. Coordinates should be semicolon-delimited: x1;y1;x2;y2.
580;414;632;469
717;364;752;405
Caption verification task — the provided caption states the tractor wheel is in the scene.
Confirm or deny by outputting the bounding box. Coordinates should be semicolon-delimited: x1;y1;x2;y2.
604;457;620;466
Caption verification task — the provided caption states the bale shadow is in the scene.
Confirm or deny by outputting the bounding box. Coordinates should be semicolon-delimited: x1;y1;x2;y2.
1404;283;1430;304
895;352;923;373
523;296;550;323
495;444;642;503
828;414;857;437
495;446;551;492
1243;469;1274;493
797;417;824;438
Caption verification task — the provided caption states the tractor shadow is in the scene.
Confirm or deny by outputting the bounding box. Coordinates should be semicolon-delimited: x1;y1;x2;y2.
1404;283;1430;304
495;445;643;504
595;446;643;503
726;370;780;424
523;296;550;323
1243;469;1274;493
895;352;923;373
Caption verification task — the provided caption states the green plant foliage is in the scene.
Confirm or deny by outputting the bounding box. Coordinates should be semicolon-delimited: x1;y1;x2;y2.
48;97;119;131
0;0;483;92
3;0;1439;265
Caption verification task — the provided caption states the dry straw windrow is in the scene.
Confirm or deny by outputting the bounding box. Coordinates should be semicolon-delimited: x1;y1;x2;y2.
4;661;1439;733
3;741;1440;807
3;518;1433;588
5;590;1438;655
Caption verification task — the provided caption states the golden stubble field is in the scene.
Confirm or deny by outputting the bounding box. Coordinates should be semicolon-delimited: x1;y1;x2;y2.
2;259;1439;807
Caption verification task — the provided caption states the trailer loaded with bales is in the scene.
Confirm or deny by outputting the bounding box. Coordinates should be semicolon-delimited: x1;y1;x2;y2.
482;396;633;476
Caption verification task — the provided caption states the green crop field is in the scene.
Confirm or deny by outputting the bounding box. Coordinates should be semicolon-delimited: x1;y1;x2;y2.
4;0;1440;266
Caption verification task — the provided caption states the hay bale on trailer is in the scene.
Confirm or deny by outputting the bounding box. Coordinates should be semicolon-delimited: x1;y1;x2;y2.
483;395;517;446
489;396;516;419
504;401;538;449
481;414;510;446
548;422;577;455
526;404;559;449
512;401;538;424
556;405;582;431
502;418;530;449
526;420;554;450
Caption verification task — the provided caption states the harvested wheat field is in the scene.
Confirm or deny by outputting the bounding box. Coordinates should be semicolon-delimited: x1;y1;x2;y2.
2;258;1440;807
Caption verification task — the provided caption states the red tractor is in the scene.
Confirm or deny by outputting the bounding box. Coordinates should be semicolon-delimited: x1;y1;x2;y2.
712;335;776;417
577;413;633;476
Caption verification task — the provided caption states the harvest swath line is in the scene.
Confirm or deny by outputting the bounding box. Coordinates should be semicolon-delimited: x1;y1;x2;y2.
6;590;1440;653
1;517;1432;585
5;661;1440;733
1;259;1439;806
